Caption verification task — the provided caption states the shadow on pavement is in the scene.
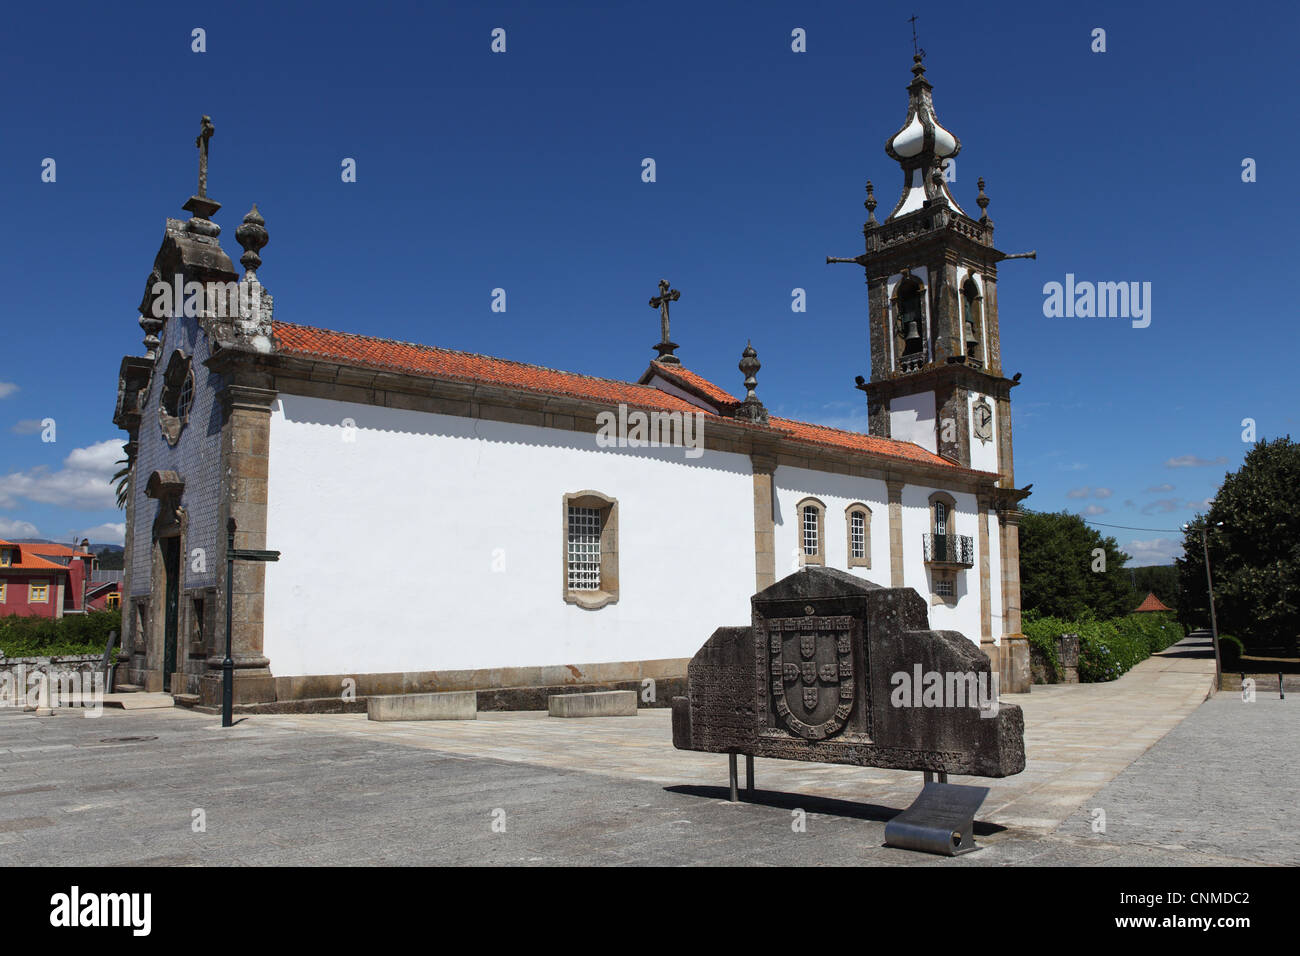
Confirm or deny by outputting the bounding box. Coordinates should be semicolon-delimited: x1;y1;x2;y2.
663;784;1007;835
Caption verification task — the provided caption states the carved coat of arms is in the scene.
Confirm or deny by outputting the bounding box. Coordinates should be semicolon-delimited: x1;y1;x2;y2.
765;616;855;740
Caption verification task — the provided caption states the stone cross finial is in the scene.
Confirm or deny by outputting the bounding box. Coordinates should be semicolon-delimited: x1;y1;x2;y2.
649;279;682;364
976;177;990;223
195;115;215;198
649;279;680;343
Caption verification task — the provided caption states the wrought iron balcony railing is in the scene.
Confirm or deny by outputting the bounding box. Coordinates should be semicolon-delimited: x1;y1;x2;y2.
922;533;975;567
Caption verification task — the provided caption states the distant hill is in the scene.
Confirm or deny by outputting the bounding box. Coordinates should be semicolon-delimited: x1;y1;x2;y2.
7;538;123;552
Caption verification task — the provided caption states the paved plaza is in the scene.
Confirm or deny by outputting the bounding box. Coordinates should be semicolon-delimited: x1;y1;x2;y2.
2;633;1293;866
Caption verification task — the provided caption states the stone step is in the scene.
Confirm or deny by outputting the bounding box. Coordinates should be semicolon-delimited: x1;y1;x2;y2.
548;690;638;717
172;694;201;708
113;684;144;693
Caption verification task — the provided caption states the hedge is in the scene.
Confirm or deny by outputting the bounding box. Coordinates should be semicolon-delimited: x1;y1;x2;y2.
1025;610;1184;683
0;610;122;658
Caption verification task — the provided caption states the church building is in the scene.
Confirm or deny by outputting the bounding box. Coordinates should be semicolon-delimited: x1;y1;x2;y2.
113;55;1032;709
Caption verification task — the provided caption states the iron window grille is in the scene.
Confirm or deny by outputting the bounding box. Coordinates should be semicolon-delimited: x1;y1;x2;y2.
802;507;819;556
567;506;602;590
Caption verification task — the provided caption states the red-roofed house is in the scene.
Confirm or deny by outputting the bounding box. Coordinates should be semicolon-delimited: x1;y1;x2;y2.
0;539;108;619
112;54;1033;704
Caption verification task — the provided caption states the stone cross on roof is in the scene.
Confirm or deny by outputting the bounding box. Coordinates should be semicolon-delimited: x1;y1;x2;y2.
195;115;215;198
182;115;222;232
649;279;682;365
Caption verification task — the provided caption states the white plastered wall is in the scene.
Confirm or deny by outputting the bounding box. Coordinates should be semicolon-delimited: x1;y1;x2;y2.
262;394;756;677
771;465;891;586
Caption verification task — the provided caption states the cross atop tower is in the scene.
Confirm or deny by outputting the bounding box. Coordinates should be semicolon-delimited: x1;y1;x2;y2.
195;115;215;198
182;114;222;233
908;14;924;59
649;279;682;365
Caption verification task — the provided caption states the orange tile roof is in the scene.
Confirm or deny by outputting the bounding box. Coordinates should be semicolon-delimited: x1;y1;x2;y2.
646;361;741;406
0;541;73;571
1133;591;1173;613
274;323;703;415
271;322;985;474
768;417;960;468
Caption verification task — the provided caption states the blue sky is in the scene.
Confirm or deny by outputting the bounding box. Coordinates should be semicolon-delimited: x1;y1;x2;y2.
0;0;1294;563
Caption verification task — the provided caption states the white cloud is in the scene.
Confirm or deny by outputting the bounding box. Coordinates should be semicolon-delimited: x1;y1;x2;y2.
0;516;40;539
1144;483;1175;493
0;438;126;511
10;419;44;435
75;522;125;545
1125;538;1183;564
1068;486;1112;500
1082;505;1109;516
1141;498;1182;515
1165;455;1228;468
0;383;18;399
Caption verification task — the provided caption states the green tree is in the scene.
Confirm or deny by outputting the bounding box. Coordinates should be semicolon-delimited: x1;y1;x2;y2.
1176;437;1299;655
1019;510;1137;619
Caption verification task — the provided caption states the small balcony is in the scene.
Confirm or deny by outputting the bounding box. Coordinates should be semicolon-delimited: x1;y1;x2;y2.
922;533;975;568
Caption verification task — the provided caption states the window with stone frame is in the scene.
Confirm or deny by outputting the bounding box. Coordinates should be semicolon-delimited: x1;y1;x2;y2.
845;503;871;569
795;497;826;566
562;491;619;609
926;491;962;605
158;350;195;447
0;582;6;603
30;582;49;603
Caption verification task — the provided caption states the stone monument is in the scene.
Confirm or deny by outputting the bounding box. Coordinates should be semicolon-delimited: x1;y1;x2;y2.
672;566;1024;778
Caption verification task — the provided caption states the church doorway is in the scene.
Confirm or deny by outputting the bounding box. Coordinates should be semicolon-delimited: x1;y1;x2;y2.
161;536;180;693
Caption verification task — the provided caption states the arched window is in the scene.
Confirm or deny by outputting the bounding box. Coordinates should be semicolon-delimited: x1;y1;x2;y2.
962;277;983;361
845;503;871;569
893;273;926;367
925;491;966;604
795;497;825;566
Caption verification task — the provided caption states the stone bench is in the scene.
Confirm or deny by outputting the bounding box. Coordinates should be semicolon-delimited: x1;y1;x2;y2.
367;691;477;721
548;690;637;717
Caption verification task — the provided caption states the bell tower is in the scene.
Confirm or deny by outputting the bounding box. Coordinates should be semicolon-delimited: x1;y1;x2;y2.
828;53;1033;486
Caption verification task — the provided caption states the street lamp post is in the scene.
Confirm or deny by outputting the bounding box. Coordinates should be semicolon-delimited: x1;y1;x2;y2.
1185;520;1224;691
222;517;280;728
